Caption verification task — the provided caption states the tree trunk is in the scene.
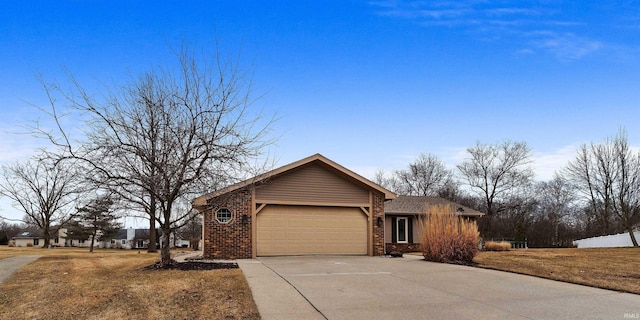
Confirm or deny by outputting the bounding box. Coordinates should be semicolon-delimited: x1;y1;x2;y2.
147;196;157;253
43;224;51;249
627;224;639;247
160;226;172;266
148;220;157;253
90;229;96;253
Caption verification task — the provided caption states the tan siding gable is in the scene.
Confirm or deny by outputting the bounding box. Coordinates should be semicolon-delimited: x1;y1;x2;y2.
255;163;370;205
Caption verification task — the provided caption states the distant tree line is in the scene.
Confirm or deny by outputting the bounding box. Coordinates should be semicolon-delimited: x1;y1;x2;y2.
375;130;640;247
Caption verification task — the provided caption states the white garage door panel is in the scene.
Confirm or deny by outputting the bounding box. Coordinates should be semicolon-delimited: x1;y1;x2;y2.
257;205;367;256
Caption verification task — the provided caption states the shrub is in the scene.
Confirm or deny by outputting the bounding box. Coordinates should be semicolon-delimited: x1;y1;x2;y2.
7;241;15;247
26;243;33;247
484;241;511;251
421;205;480;265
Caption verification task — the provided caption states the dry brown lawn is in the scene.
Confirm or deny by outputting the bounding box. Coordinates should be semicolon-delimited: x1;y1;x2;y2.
0;246;260;320
474;247;640;294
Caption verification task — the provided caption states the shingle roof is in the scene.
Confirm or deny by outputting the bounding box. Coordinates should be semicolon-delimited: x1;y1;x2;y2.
11;230;43;239
134;229;150;239
384;196;485;217
111;229;128;239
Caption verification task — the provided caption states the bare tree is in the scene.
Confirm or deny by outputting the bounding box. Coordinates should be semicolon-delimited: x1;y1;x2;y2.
0;157;79;247
394;153;453;196
374;154;453;196
534;175;577;246
565;130;640;246
36;44;273;265
372;169;403;194
457;141;534;235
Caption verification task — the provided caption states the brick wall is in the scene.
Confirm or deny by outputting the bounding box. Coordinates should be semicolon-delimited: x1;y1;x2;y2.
385;242;422;254
372;191;385;256
203;189;252;259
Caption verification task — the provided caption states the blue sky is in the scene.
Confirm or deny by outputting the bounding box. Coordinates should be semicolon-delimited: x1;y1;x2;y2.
1;1;640;222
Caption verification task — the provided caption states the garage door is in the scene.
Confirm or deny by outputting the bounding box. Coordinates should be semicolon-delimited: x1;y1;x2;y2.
257;205;368;256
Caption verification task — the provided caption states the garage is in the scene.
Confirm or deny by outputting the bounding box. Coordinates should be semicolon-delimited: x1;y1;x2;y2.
257;205;367;256
194;154;396;259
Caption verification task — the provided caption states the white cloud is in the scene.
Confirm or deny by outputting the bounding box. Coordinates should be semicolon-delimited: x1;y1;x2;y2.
370;1;603;60
534;33;603;59
531;145;577;181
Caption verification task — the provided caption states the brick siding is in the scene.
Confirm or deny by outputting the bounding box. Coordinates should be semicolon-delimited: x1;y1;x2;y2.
203;189;252;259
373;191;385;256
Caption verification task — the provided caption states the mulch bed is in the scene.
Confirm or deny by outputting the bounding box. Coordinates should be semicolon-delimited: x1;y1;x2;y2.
144;260;238;271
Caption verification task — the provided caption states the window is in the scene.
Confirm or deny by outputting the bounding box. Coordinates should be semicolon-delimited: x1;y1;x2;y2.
33;239;39;246
216;208;233;223
54;237;59;244
121;240;126;245
392;217;413;244
111;239;116;245
79;239;85;244
396;217;408;243
137;240;145;248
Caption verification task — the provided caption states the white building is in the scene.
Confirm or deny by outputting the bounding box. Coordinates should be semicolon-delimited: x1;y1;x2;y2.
573;231;640;248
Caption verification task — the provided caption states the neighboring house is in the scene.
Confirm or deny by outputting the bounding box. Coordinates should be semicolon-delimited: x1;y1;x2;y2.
574;231;640;248
102;229;134;249
193;154;396;259
61;228;91;248
102;228;162;249
11;227;164;249
11;229;66;247
384;196;484;253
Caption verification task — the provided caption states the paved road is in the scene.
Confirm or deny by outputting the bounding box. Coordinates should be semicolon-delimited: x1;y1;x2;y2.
247;255;640;320
0;256;40;284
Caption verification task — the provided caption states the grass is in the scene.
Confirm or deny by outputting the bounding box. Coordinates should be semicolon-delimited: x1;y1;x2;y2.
474;247;640;295
0;246;260;320
483;241;511;251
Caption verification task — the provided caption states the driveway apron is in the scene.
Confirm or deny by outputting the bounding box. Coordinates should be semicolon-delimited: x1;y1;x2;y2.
256;255;640;320
0;255;40;284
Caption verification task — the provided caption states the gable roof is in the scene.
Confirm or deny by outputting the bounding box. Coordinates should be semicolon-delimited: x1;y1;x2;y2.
193;153;397;208
385;196;485;217
11;230;43;239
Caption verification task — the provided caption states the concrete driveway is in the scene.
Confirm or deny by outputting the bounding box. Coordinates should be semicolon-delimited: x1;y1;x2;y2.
241;255;640;320
0;256;40;284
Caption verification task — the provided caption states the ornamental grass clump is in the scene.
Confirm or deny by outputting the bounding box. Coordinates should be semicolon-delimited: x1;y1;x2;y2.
484;241;511;251
421;205;480;265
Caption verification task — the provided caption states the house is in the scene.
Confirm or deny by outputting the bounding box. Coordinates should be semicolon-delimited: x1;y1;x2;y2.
384;195;484;253
60;228;91;247
11;229;66;247
192;154;487;259
11;227;162;249
101;228;161;249
193;154;396;259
